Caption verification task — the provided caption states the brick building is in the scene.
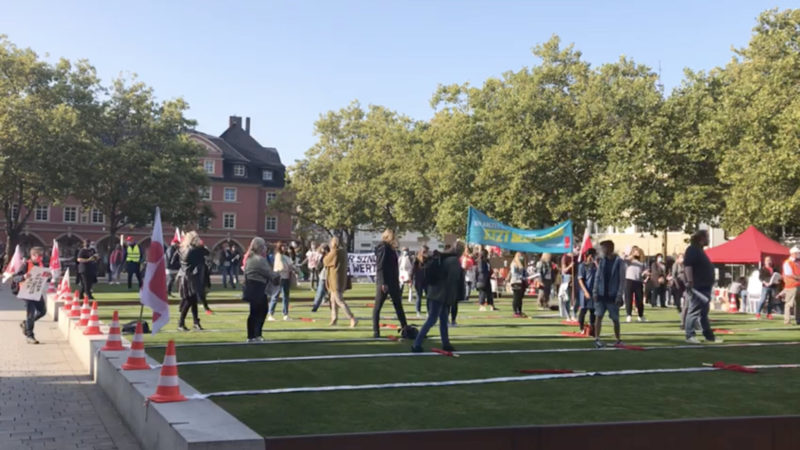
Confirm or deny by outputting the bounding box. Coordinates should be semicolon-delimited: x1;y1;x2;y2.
1;115;292;271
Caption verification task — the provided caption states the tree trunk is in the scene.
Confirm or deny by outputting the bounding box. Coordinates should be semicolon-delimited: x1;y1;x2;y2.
662;229;668;257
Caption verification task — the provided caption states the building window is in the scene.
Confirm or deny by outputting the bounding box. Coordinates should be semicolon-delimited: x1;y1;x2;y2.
233;164;246;177
223;187;237;202
34;206;49;222
266;192;277;204
199;186;211;201
262;170;273;181
265;216;277;232
223;213;236;229
91;208;105;224
203;160;215;174
63;206;77;223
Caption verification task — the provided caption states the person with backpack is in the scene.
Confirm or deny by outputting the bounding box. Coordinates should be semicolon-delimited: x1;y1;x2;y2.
166;237;181;297
372;229;410;338
476;249;495;311
411;241;466;353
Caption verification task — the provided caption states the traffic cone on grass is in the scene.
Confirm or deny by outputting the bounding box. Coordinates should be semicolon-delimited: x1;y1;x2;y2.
83;301;102;335
121;322;150;370
148;340;187;403
101;311;125;351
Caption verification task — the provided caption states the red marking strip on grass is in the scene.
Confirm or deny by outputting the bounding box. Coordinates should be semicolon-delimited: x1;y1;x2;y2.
614;343;646;351
713;329;734;334
387;335;398;341
432;348;455;357
560;320;579;326
299;317;315;323
380;323;399;329
710;361;758;374
560;331;589;338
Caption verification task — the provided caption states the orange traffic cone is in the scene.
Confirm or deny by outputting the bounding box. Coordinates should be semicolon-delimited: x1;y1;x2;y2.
101;311;124;351
69;290;82;318
148;340;187;403
78;296;90;326
83;301;102;335
61;289;73;315
121;322;150;370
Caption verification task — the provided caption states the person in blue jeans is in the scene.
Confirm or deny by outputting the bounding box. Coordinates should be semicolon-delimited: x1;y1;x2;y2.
684;230;720;344
311;245;330;312
755;256;778;318
592;240;625;348
267;243;294;321
412;241;466;353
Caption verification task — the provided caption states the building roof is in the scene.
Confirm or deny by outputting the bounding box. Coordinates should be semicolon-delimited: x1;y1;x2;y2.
220;125;284;169
191;130;250;163
705;226;789;264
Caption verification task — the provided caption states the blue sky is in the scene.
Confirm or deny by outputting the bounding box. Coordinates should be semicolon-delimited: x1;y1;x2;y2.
1;1;794;165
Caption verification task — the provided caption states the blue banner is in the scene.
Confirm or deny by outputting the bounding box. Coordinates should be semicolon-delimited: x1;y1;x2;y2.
466;207;573;254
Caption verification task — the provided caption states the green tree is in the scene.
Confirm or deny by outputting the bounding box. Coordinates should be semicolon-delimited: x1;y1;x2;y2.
0;36;98;258
74;77;210;253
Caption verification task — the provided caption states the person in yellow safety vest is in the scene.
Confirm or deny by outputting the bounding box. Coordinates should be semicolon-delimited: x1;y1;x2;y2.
781;247;800;326
124;236;143;290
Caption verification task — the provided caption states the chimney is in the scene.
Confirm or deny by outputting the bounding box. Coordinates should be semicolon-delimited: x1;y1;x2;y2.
229;115;242;129
245;117;251;135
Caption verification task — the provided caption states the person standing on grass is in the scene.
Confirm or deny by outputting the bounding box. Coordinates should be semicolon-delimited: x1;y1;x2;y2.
76;240;98;300
684;230;720;344
221;243;236;289
476;249;495;311
399;247;414;303
124;236;143;290
592;240;625;348
108;243;123;285
324;236;357;328
304;242;321;290
510;252;527;317
537;253;554;309
755;256;779;319
176;231;205;331
411;247;428;318
669;253;686;313
372;229;410;337
781;247;800;326
268;242;296;321
624;247;647;323
411;241;465;353
166;237;181;297
558;253;574;320
311;244;331;312
460;248;476;303
649;253;668;308
16;247;49;344
243;237;278;342
577;248;598;336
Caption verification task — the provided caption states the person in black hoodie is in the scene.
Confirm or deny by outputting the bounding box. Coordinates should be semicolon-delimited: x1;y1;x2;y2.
166;237;181;297
372;229;409;338
176;231;206;331
411;240;466;352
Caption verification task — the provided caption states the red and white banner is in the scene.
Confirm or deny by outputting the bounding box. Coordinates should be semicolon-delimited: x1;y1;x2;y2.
49;239;61;276
578;221;593;262
2;245;23;283
140;207;169;333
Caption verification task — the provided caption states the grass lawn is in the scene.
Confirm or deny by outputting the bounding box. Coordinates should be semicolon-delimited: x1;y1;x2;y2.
89;289;800;438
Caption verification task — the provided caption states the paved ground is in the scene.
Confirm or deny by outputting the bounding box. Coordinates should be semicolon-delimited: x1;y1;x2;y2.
0;289;141;450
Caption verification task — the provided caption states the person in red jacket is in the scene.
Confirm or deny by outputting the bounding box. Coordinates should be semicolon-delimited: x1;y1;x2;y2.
16;247;49;344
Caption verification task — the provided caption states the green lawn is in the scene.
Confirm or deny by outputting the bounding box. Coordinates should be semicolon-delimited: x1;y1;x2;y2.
94;292;800;438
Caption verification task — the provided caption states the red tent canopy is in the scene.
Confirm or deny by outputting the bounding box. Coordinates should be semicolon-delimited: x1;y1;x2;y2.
705;226;789;265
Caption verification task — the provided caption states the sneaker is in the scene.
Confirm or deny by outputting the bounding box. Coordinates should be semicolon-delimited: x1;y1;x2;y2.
26;336;39;344
707;338;723;344
349;318;358;328
247;338;255;343
442;344;456;352
283;315;291;321
491;306;499;311
450;322;458;327
767;314;774;320
686;336;701;344
638;316;647;322
267;315;276;322
205;309;214;315
193;323;204;331
594;340;605;349
479;306;486;312
177;325;189;332
755;314;761;319
410;346;424;353
615;340;624;347
19;321;26;336
254;336;265;342
416;312;421;318
626;315;632;323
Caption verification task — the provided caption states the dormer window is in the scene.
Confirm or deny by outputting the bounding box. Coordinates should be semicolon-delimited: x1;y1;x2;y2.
262;170;273;181
233;164;246;177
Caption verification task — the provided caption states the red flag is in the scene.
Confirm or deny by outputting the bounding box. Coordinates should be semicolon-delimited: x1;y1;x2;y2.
2;245;23;283
49;239;61;275
172;227;181;245
140;207;169;333
579;223;593;262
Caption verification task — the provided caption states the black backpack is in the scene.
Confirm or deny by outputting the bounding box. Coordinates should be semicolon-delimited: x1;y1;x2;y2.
424;252;445;285
122;321;150;334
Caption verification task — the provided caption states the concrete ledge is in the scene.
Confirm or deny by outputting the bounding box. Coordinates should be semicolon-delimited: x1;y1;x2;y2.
45;293;64;321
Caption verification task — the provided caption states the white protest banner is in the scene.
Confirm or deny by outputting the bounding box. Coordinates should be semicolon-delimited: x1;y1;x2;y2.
348;253;377;277
17;266;51;301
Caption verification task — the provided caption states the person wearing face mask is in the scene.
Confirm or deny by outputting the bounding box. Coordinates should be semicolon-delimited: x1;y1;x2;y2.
17;247;49;344
648;253;668;308
781;247;800;326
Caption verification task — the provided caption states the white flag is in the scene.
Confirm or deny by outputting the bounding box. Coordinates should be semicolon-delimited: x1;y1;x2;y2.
140;207;169;333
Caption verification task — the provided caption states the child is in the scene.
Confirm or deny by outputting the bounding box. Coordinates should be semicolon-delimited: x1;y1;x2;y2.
729;277;745;311
17;247;49;344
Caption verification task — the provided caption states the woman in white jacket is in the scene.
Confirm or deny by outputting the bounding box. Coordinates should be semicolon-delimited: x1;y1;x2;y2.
267;242;297;321
399;247;414;303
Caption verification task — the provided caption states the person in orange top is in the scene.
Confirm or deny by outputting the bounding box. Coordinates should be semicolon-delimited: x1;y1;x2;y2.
781;247;800;326
16;247;49;344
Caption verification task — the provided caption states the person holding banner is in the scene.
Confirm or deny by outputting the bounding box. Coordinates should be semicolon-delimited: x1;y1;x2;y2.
16;247;49;344
372;229;410;338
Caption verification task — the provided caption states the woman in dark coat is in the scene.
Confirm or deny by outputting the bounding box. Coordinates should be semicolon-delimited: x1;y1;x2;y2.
476;249;494;311
177;231;206;331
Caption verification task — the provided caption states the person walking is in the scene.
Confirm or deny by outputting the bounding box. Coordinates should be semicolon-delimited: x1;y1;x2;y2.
411;248;428;317
649;254;668;308
305;242;321;290
310;245;330;312
16;247;49;344
166;237;181;297
230;245;241;287
509;252;527;317
221;244;236;289
537;253;554;309
460;248;476;303
476;249;495;311
324;236;357;327
176;231;205;331
108;244;123;285
558;253;574;320
243;237;278;342
669;253;687;313
781;247;800;326
577;248;598;336
411;241;465;353
684;230;720;344
755;256;779;319
372;229;410;338
592;240;625;348
76;240;98;299
124;236;143;290
268;242;295;321
624;248;647;323
399;247;414;303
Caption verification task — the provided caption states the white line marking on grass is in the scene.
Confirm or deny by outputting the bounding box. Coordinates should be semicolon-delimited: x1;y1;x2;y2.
186;363;800;398
153;342;800;368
